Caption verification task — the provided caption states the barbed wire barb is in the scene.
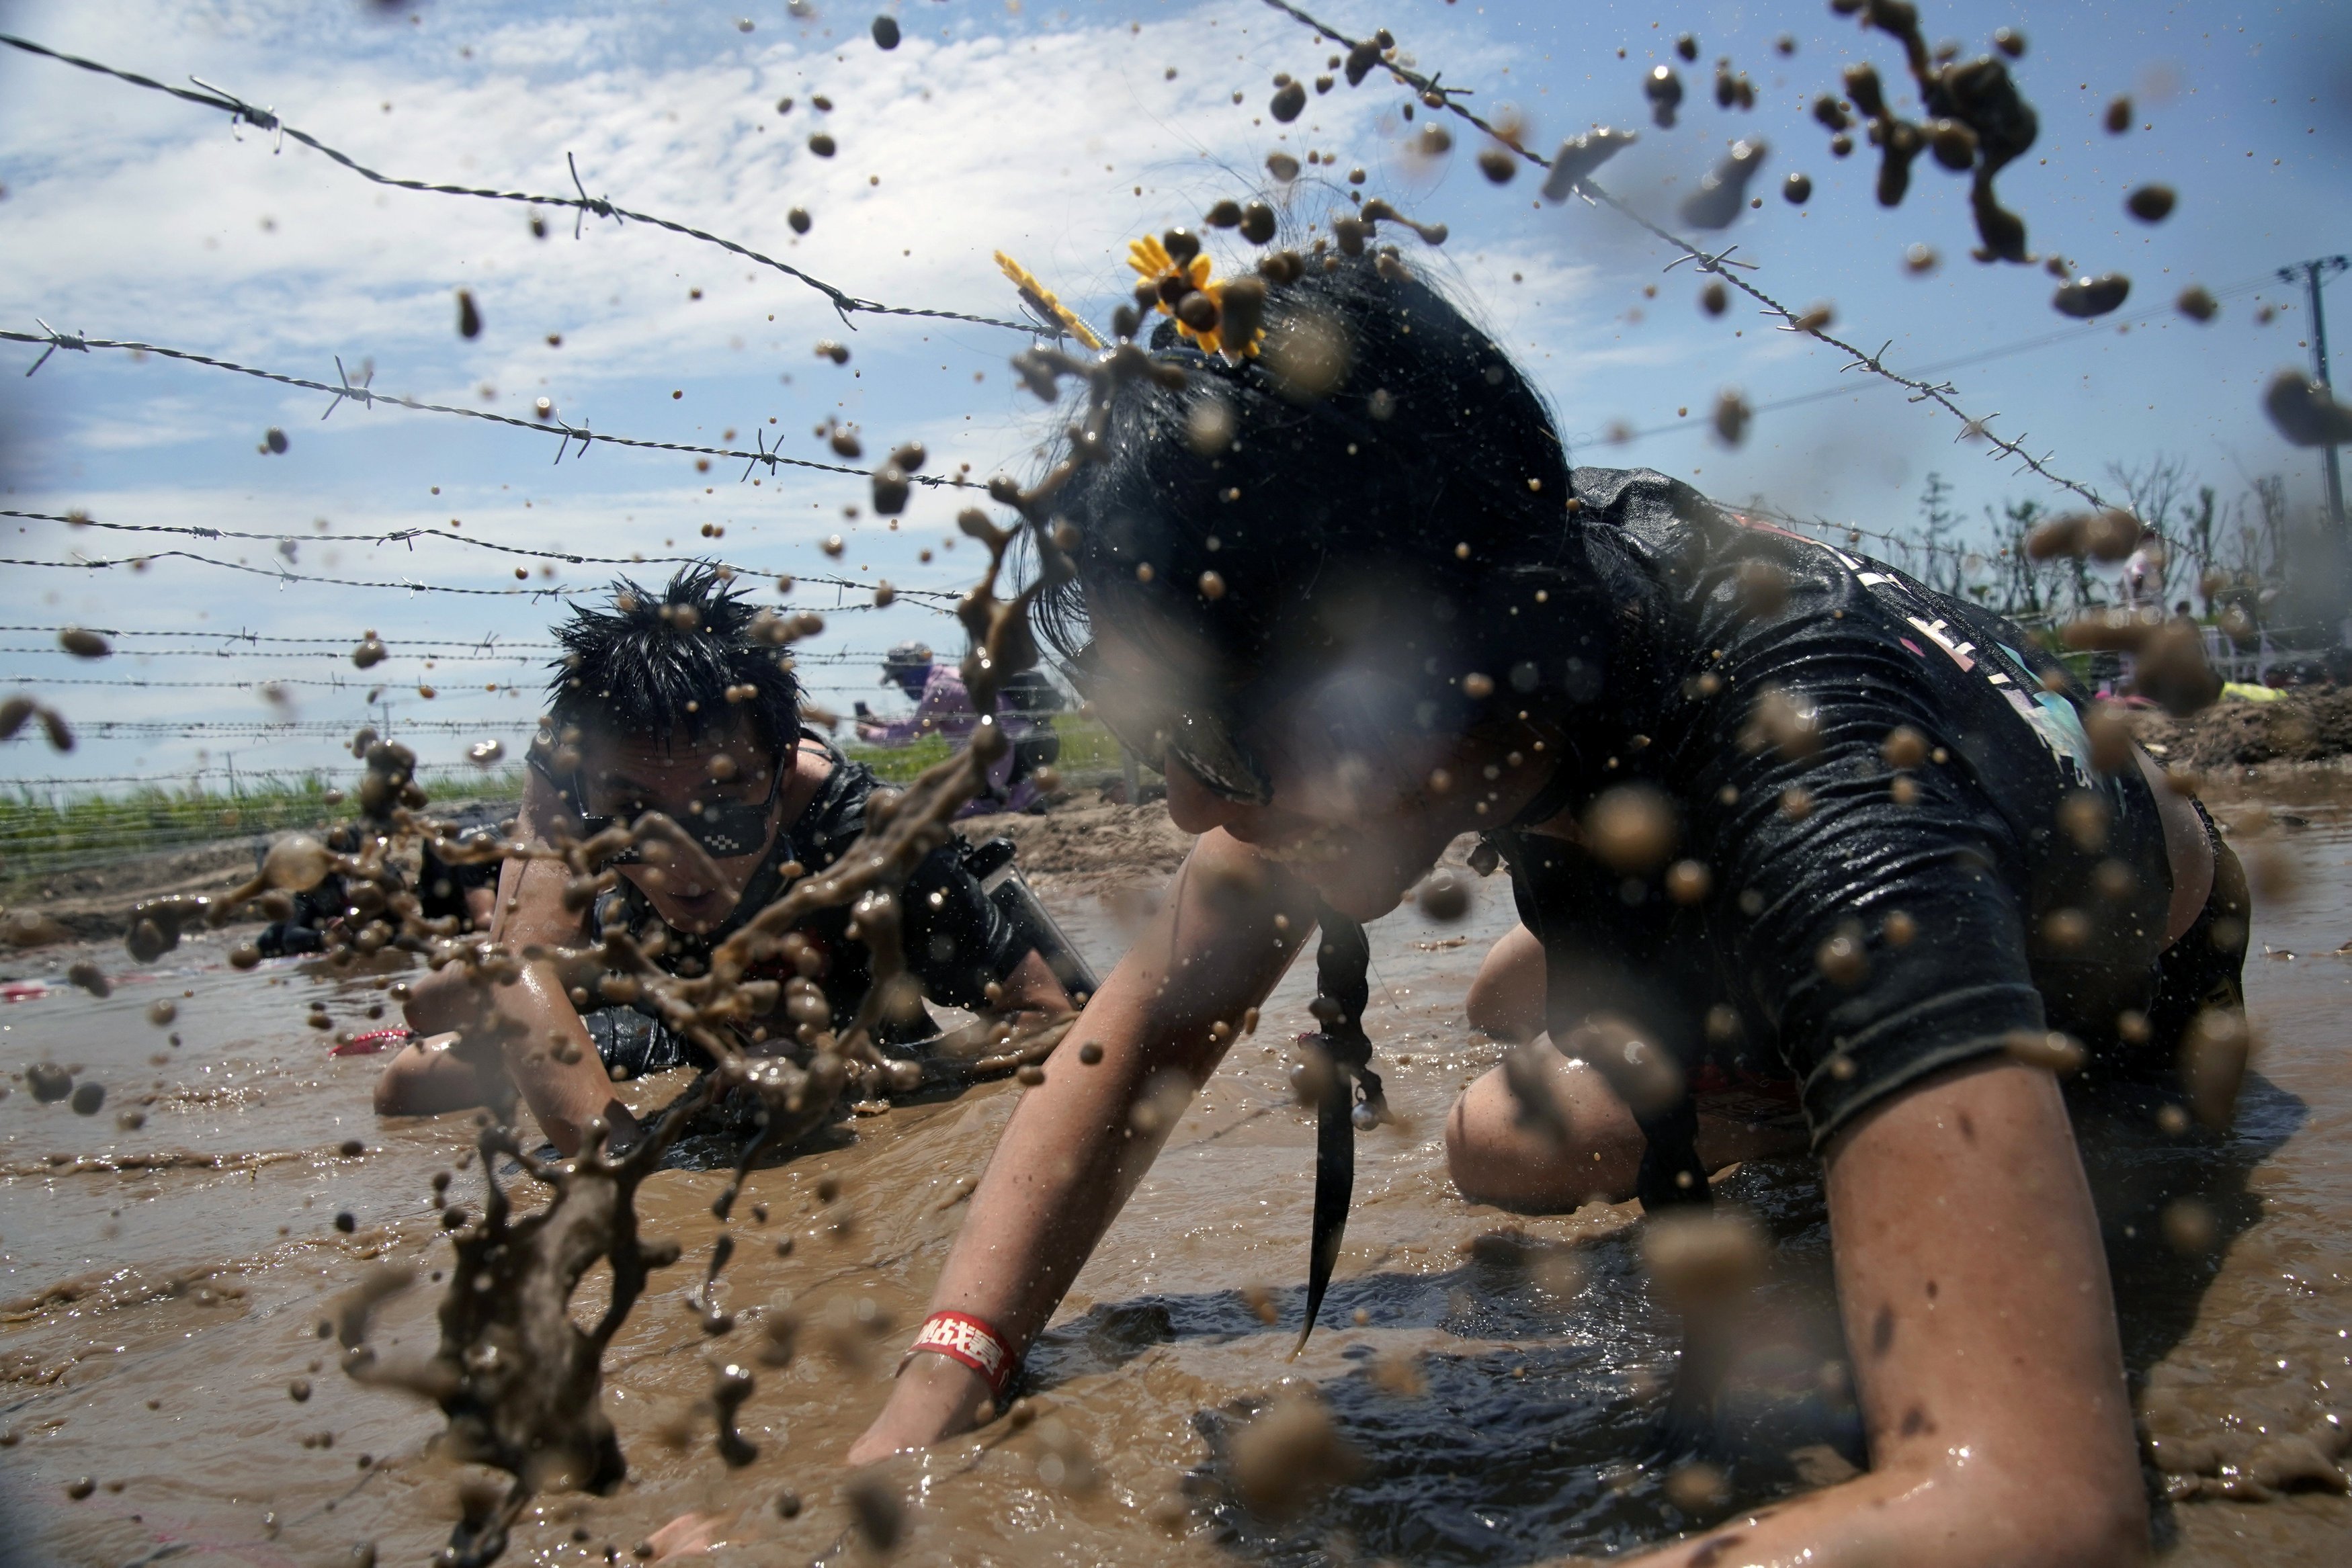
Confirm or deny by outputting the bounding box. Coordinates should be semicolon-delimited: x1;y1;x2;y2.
24;318;88;377
565;150;620;239
322;354;376;419
186;73;280;148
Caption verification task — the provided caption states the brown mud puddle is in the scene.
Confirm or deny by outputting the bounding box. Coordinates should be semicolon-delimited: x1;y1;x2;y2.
0;788;2346;1565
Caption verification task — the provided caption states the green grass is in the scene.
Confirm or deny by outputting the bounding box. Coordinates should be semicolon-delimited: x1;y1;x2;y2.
0;770;526;887
839;714;1130;785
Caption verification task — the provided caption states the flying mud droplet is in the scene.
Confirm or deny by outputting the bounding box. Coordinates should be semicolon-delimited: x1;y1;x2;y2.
456;290;482;340
1782;171;1812;204
1477;146;1518;185
2179;1007;2251;1129
263;427;289;455
69;1080;107;1116
2262;370;2352;448
1415;867;1474;922
807;132;837;158
2175;286;2218;322
2005;1027;2088;1076
2160;1196;2218;1255
26;1062;73;1103
788;207;812;234
843;1469;905;1552
1641;1210;1767;1314
816;340;851;366
1415;123;1453;159
1270;80;1307;124
58;627;110;659
1538;127;1636;203
1584;785;1677;873
263;833;333;892
2052;273;2130;319
146;998;177;1027
1992;28;2027;58
1698;281;1728;316
1645;66;1684;130
1904;243;1939;275
66;961;110;998
2125;184;2175;223
2104;95;2134;134
468;739;505;767
1679;140;1767;229
870;14;899;50
1265;152;1300;183
1227;1389;1362;1521
1710;388;1750;447
1675;33;1699;62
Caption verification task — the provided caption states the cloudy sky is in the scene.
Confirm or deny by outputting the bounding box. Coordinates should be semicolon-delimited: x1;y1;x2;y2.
1;0;2345;787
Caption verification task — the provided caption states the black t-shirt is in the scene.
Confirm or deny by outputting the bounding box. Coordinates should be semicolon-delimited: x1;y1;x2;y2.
1490;467;2175;1148
593;734;1023;1063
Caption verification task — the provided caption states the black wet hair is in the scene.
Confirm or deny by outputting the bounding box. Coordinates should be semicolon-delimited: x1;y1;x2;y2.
545;564;800;760
1031;247;1587;718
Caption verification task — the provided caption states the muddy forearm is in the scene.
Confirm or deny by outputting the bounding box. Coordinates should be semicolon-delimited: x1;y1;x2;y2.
928;833;1313;1349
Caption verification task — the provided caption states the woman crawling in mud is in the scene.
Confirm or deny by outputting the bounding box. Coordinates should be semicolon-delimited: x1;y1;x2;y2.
376;567;1075;1154
849;242;2249;1564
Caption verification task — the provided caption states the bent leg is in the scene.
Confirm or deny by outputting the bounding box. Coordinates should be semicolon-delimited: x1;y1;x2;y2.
1445;1043;1808;1212
373;1031;496;1117
1464;922;1548;1042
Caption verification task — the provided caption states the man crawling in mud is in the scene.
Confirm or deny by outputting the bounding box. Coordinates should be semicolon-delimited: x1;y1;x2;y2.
374;566;1073;1153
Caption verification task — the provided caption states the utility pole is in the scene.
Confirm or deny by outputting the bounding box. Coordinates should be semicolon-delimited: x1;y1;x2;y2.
2281;256;2349;531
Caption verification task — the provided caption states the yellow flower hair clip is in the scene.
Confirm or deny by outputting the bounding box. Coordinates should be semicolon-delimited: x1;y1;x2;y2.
993;251;1104;350
1128;229;1265;361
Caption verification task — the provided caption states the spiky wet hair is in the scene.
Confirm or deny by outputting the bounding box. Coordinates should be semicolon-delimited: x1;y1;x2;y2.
545;564;800;757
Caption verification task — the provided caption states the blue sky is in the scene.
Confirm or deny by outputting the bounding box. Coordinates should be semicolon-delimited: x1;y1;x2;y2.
1;0;2346;787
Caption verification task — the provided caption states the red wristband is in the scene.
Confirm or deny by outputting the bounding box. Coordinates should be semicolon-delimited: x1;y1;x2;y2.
331;1027;413;1057
900;1310;1017;1397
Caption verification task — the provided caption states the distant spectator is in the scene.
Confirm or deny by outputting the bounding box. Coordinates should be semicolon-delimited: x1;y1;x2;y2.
853;642;1063;815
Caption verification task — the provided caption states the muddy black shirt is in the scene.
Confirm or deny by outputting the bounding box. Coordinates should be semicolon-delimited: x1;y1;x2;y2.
593;734;1022;1067
1490;468;2175;1148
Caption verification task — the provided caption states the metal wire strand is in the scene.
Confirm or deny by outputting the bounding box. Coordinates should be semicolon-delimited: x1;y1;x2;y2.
0;32;1038;337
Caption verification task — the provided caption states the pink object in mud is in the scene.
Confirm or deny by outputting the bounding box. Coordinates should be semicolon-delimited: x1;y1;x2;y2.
331;1027;411;1057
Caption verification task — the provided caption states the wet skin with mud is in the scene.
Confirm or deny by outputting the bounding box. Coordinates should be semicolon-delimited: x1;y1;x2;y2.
2;783;2347;1565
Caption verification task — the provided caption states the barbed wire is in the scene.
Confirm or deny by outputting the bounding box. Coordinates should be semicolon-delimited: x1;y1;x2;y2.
1257;0;2111;511
1569;271;2282;451
0;32;1040;337
0;328;992;496
0;546;934;609
0;639;899;667
3;509;966;603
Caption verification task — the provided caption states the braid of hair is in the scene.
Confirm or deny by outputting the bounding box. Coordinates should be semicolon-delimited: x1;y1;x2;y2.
1312;902;1384;1123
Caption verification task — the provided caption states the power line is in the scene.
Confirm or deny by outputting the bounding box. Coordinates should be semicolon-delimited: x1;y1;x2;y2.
1256;0;2111;511
0;31;1042;338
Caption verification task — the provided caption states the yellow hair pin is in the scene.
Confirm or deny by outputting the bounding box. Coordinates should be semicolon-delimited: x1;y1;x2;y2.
993;251;1104;350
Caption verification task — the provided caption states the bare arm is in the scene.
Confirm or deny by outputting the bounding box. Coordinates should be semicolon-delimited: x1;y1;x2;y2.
401;768;636;1155
848;828;1316;1463
1622;1058;2148;1568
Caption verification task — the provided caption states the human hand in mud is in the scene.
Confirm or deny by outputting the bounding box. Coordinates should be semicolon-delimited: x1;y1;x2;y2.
851;828;1316;1465
387;772;638;1155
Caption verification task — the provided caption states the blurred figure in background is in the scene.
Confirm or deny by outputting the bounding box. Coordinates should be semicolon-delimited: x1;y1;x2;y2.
854;640;1064;815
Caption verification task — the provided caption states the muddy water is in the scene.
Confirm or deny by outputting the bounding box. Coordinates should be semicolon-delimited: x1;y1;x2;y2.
1;789;2347;1567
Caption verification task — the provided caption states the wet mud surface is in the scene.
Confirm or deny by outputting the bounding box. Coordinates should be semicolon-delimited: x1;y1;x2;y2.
0;786;2345;1566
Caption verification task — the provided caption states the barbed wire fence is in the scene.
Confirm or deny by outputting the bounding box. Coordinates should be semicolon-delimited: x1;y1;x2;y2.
1;7;2171;818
